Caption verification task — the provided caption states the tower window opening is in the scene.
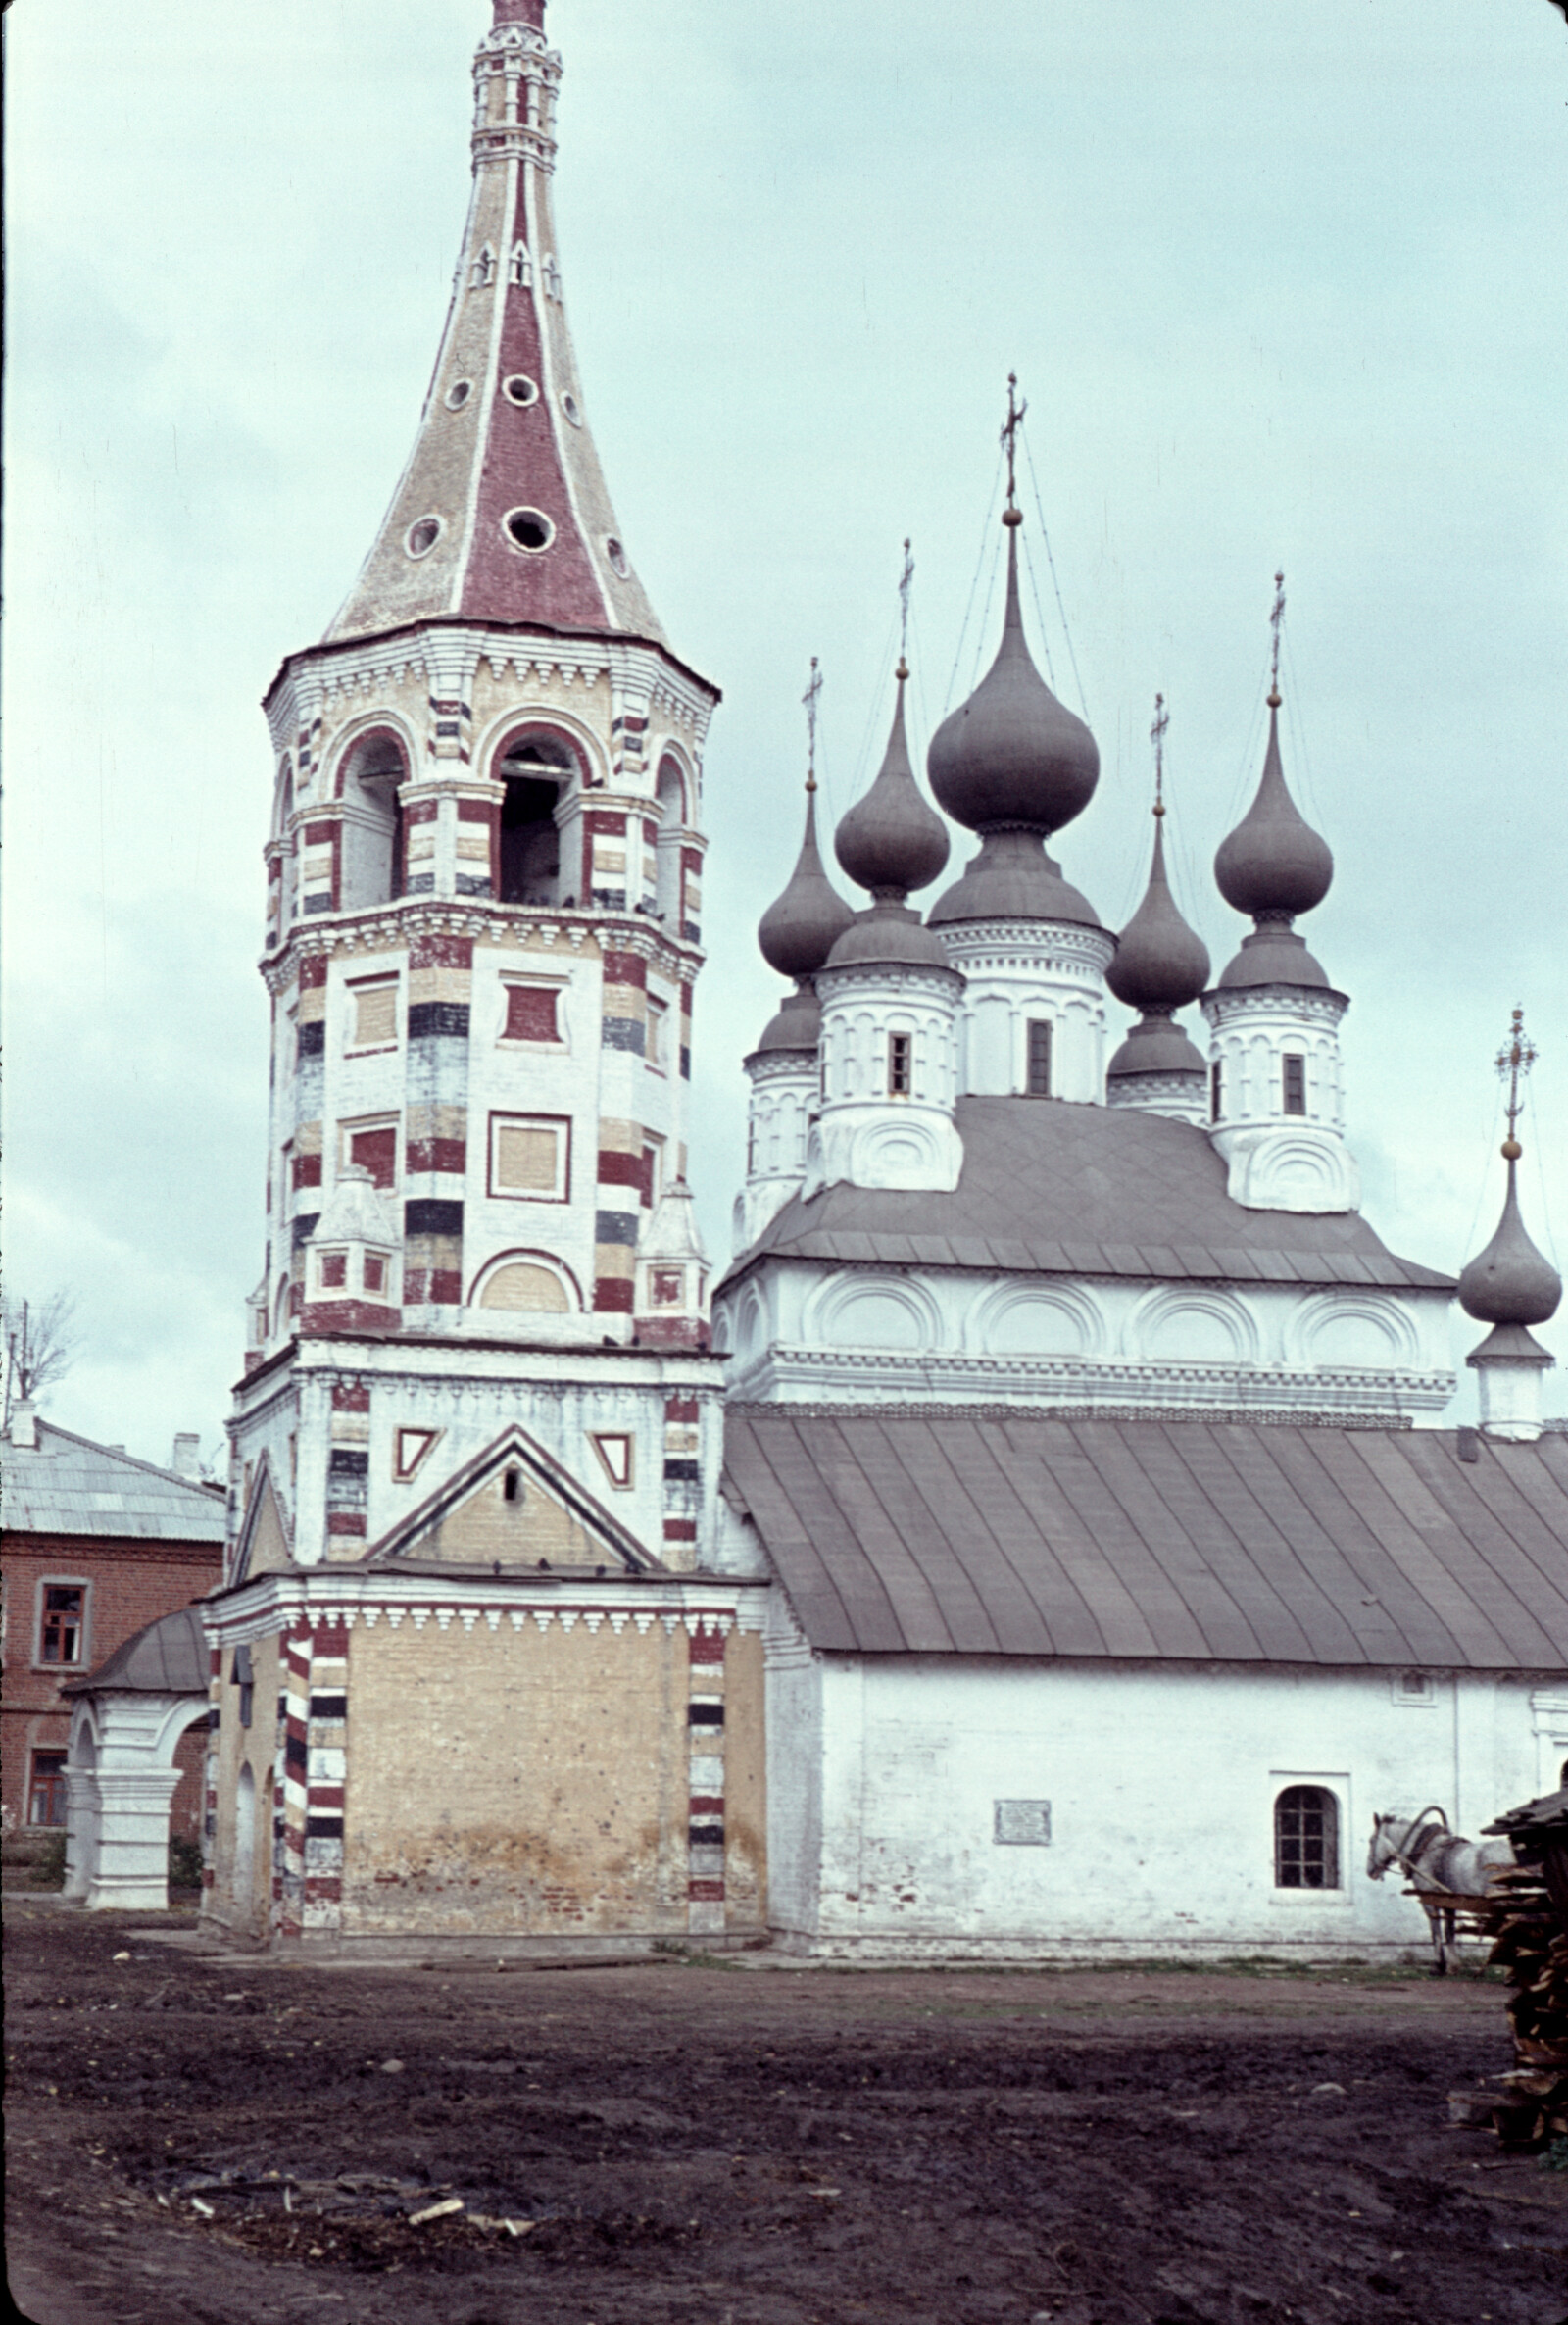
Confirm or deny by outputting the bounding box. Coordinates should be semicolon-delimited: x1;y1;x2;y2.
405;517;442;559
1210;1060;1223;1123
1283;1053;1306;1114
504;507;555;553
337;732;408;910
444;380;473;411
503;374;539;407
509;240;533;288
503;1466;523;1506
1026;1019;1053;1099
560;387;581;425
472;243;497;288
606;537;629;578
498;732;574;905
888;1032;912;1096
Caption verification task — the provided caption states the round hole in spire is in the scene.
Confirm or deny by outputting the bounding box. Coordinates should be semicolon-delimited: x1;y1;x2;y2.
405;517;443;559
560;389;583;427
503;374;539;408
504;507;555;555
606;538;629;579
444;379;473;411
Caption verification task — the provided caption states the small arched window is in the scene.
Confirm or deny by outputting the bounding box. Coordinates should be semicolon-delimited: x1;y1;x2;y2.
337;731;409;909
1275;1786;1340;1890
509;240;532;288
503;1467;523;1506
494;727;582;905
472;243;497;288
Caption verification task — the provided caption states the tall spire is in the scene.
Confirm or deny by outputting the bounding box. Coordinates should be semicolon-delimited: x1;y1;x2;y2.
324;3;667;646
1212;572;1335;989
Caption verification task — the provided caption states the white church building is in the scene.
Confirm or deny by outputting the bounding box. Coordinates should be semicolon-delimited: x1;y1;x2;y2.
192;0;1566;1963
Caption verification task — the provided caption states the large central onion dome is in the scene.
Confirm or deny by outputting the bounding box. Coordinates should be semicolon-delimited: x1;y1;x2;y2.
927;516;1099;839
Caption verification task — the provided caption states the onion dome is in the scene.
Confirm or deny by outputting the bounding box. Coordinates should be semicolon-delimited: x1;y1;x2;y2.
834;665;950;904
758;782;856;981
1459;1150;1562;1329
1107;814;1210;1014
1213;691;1335;989
928;519;1099;839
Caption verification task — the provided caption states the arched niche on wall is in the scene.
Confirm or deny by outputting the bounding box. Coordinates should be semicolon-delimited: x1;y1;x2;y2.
972;1282;1098;1360
336;727;411;910
469;1249;582;1315
809;1273;939;1355
1134;1286;1258;1368
655;751;692;927
492;724;585;906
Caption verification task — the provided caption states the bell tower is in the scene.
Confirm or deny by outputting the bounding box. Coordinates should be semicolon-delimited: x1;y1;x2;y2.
235;0;723;1572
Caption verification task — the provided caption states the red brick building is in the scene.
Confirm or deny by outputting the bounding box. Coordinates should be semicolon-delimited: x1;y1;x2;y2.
2;1407;224;1839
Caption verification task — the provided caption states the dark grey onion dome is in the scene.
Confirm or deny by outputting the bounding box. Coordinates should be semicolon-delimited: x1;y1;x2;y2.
758;785;856;980
752;982;821;1056
1214;697;1333;921
834;668;951;903
929;829;1102;929
1458;1154;1563;1327
927;521;1099;839
1106;1015;1208;1080
1106;816;1209;1012
1217;923;1332;990
824;903;954;972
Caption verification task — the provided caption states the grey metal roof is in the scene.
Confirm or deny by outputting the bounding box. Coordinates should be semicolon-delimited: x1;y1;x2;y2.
2;1422;226;1543
62;1604;211;1697
723;1410;1568;1668
720;1097;1451;1294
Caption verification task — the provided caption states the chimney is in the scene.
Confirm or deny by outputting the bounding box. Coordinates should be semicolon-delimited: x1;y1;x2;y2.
9;1399;38;1449
171;1432;202;1479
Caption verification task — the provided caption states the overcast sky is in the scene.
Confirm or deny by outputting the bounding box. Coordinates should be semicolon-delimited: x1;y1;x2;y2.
5;0;1566;1466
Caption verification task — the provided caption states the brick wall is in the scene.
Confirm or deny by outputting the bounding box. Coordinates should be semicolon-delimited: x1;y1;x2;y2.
0;1532;222;1831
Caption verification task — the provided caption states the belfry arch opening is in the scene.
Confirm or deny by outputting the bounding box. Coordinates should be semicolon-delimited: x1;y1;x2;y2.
496;729;579;906
338;730;409;910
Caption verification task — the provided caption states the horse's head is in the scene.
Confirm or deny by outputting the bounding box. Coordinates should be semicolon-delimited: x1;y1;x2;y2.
1366;1814;1396;1881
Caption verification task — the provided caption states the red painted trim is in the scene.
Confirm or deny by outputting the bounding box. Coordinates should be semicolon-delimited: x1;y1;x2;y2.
456;798;492;822
662;1519;698;1542
664;1395;700;1423
332;1383;371;1412
602;950;647;990
299;957;328;991
688;1629;724;1664
406;1136;467;1176
325;1511;368;1537
688;1795;725;1815
687;1879;725;1903
585;810;627;836
410;931;472;970
593;1278;635;1313
304;820;338;845
303;1300;400;1336
596;1148;645;1189
292;1154;322;1190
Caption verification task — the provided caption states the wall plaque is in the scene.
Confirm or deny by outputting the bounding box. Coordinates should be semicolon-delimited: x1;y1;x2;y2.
993;1799;1051;1846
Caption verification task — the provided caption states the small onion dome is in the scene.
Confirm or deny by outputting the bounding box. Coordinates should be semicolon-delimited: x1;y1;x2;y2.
758;784;856;981
1107;1016;1208;1081
752;982;821;1056
929;829;1102;930
1106;816;1209;1014
824;902;954;973
1458;1155;1563;1328
1214;697;1333;922
834;666;950;904
927;521;1099;839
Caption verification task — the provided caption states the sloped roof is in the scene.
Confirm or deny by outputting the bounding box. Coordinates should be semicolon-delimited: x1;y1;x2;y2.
62;1604;210;1697
3;1422;226;1543
722;1410;1568;1669
719;1098;1451;1294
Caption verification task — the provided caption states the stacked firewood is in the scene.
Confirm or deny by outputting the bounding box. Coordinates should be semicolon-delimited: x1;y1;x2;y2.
1447;1790;1568;2155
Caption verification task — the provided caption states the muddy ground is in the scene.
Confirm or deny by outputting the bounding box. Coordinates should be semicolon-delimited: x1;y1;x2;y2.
5;1901;1565;2325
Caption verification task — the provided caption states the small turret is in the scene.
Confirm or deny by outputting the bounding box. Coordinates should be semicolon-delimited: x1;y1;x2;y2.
634;1179;710;1351
1200;576;1357;1212
1106;700;1211;1123
1459;1012;1561;1441
808;650;964;1196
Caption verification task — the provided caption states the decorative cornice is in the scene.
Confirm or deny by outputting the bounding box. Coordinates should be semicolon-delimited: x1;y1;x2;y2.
938;920;1115;972
260;900;706;992
200;1568;767;1649
1201;983;1349;1024
726;1399;1420;1431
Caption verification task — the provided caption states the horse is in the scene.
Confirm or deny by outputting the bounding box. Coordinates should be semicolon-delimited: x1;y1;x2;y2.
1366;1807;1516;1973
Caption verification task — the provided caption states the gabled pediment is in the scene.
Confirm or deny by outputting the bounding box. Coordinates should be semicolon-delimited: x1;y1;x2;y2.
364;1424;663;1574
232;1455;293;1585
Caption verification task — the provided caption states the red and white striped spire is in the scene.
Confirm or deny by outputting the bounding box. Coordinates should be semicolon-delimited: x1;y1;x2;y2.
325;0;667;647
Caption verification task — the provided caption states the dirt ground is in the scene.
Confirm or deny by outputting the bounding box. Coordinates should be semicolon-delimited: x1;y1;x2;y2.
5;1901;1566;2325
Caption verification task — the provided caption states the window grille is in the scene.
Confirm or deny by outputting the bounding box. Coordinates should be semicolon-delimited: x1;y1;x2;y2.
888;1033;912;1096
1283;1053;1306;1114
1275;1785;1340;1889
39;1585;85;1666
1210;1060;1223;1122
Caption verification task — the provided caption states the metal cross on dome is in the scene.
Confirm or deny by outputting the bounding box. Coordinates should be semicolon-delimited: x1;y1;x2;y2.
1151;692;1169;816
1001;373;1028;510
802;656;822;794
1268;569;1286;702
898;539;914;666
1495;1005;1539;1148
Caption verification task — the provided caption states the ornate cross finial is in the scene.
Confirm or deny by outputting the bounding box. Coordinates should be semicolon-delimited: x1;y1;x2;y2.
1000;372;1028;514
1495;1004;1539;1159
896;538;914;680
1268;569;1286;707
1151;692;1169;816
802;656;822;793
